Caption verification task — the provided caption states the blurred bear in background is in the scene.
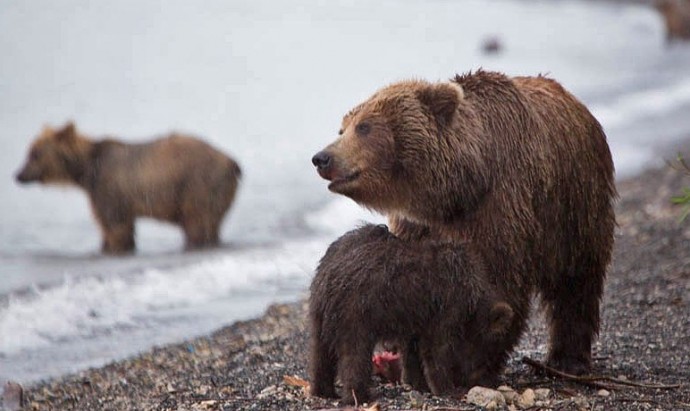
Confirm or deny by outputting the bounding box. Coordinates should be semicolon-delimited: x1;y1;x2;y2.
15;122;241;254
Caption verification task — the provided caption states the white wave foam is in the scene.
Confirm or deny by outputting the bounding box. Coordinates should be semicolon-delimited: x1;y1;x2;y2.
0;196;381;358
0;240;325;355
593;78;690;131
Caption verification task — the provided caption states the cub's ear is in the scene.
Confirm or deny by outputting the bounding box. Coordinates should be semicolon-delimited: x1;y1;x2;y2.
55;121;77;142
415;82;464;123
488;302;514;335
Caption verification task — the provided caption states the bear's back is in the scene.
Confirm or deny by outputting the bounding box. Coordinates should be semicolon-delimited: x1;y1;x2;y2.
90;134;239;220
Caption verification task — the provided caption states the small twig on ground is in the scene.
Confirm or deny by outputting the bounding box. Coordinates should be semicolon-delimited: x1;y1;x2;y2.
521;357;682;390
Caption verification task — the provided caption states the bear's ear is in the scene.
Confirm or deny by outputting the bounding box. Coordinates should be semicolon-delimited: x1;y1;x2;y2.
415;82;464;123
40;124;54;137
55;121;77;142
488;301;513;335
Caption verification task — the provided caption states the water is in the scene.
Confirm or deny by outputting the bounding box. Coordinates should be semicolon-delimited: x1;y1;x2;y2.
1;0;689;385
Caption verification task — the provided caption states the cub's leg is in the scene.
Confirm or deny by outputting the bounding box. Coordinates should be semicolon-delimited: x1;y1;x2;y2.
308;316;338;399
338;334;376;405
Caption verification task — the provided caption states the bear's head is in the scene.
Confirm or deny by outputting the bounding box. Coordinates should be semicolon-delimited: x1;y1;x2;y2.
312;79;491;224
16;122;85;185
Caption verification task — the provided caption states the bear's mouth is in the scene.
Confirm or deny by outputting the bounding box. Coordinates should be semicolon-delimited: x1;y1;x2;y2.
328;170;361;191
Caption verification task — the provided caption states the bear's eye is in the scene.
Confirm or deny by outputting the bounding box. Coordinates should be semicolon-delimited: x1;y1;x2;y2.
338;129;344;135
29;149;41;161
355;122;371;136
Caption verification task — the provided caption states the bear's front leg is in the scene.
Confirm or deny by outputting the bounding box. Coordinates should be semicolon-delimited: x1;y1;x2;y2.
308;331;338;399
101;221;135;254
90;197;135;254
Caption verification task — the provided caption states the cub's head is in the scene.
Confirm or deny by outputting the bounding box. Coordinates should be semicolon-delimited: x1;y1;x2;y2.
15;122;81;185
312;79;488;223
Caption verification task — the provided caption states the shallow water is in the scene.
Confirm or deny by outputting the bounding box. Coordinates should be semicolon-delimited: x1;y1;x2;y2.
1;0;690;384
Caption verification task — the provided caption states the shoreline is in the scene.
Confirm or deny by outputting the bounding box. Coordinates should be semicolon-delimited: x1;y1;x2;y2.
4;146;690;410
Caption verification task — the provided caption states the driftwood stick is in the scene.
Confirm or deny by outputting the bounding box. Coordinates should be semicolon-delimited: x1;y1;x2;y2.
521;357;682;390
521;357;614;390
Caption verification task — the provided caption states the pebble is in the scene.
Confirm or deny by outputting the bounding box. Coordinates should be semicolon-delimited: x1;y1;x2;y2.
485;400;500;410
597;389;611;397
466;386;506;408
497;385;519;404
192;400;218;411
408;390;425;408
517;388;535;409
534;388;550;401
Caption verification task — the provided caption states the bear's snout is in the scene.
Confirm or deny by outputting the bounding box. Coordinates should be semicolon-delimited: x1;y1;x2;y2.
312;150;333;179
15;167;35;183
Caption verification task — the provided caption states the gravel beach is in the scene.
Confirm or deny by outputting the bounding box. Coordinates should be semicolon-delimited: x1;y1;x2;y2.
5;148;690;411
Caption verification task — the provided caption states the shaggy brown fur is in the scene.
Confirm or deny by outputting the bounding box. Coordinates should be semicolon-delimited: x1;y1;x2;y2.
656;0;690;42
16;122;241;254
312;70;616;376
309;224;515;405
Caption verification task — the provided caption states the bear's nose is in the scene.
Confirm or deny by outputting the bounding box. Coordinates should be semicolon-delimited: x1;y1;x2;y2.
311;151;332;170
15;169;30;183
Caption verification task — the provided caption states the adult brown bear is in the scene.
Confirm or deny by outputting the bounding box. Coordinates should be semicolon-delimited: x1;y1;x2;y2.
309;224;515;404
16;122;241;254
312;70;616;376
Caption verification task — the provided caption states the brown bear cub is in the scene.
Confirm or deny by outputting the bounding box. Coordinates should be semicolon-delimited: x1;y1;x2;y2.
16;122;241;254
309;224;515;405
312;70;616;376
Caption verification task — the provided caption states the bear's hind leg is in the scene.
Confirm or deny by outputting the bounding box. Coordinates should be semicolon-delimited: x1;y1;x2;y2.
182;216;221;249
401;338;430;392
543;268;604;375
